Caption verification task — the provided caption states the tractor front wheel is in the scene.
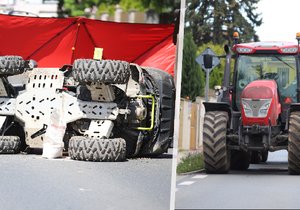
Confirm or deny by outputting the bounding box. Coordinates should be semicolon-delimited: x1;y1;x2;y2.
203;111;230;174
288;112;300;175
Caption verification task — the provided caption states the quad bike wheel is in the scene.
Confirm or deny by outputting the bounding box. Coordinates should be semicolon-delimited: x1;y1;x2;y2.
0;56;25;76
203;111;230;174
139;67;175;156
68;136;126;162
288;111;300;175
72;59;130;84
0;136;21;154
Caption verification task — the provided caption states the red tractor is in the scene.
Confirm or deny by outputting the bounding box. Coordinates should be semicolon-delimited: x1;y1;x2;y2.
202;32;300;175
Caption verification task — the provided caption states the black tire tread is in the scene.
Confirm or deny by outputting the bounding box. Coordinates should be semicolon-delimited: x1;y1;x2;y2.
139;67;175;156
261;151;268;163
0;136;21;154
72;59;130;84
0;56;25;76
231;150;250;170
250;151;261;164
203;111;229;174
288;112;300;175
68;136;126;162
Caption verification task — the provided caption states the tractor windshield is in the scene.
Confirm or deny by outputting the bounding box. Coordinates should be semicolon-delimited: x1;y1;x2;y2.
235;55;297;110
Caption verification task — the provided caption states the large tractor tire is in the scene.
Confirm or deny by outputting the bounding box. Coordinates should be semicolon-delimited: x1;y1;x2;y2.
139;67;175;156
0;136;21;154
68;136;126;162
288;112;300;175
231;150;250;170
261;151;268;163
203;111;230;174
72;59;130;84
0;56;25;76
250;151;261;164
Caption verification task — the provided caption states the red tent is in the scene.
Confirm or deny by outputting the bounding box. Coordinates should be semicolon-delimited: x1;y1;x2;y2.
0;14;176;75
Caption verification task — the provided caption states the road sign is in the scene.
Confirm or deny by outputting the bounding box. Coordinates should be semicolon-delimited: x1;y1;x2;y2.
196;47;220;73
195;47;220;102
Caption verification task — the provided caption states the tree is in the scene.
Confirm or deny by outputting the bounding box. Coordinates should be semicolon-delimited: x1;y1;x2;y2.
181;32;205;100
186;0;262;45
59;0;180;23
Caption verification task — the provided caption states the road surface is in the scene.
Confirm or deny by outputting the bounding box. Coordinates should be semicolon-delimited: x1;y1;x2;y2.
0;149;173;210
175;150;300;209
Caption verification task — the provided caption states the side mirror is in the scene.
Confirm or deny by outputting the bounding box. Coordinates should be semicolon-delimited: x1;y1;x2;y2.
224;45;230;54
203;54;213;69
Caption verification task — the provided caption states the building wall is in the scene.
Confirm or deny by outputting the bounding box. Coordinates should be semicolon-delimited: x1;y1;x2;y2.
0;0;58;17
0;1;159;24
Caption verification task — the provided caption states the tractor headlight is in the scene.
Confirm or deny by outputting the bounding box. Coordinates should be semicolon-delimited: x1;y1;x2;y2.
242;99;253;117
241;98;271;118
258;100;271;117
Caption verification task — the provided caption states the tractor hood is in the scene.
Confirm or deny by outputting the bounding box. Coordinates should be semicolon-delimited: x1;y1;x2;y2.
241;80;281;126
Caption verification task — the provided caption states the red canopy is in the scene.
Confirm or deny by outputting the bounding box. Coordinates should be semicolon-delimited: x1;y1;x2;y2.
0;14;175;75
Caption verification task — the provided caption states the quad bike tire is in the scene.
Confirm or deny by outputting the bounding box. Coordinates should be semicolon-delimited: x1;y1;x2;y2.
0;56;25;76
139;67;175;156
72;59;130;84
68;136;126;162
4;120;27;152
231;150;250;170
203;111;230;174
288;111;300;175
0;136;21;154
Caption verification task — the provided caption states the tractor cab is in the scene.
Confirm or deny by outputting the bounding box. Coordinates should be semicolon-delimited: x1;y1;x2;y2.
232;42;298;124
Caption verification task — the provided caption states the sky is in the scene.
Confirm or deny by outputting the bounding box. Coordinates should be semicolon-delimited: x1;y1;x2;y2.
256;0;300;42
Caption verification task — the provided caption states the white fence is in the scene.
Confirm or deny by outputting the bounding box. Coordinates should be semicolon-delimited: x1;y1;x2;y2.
178;97;216;151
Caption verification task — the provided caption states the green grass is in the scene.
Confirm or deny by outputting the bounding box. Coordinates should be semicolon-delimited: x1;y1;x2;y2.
177;153;204;174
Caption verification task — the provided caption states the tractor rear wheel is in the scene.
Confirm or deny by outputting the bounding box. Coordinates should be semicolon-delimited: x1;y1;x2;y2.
72;59;130;84
0;136;21;154
203;111;230;174
0;56;25;76
261;151;268;163
250;151;261;164
231;150;250;170
68;136;126;162
288;112;300;175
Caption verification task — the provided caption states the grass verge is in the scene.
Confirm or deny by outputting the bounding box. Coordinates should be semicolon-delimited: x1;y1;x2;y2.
177;152;204;174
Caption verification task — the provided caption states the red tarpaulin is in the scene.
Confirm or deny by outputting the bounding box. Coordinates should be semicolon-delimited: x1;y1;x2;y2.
0;14;176;75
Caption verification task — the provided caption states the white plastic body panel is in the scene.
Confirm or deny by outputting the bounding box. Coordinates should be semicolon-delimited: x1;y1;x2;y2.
84;120;114;139
0;68;119;148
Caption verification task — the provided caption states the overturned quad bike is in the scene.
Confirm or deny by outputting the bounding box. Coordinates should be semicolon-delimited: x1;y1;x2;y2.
0;56;175;161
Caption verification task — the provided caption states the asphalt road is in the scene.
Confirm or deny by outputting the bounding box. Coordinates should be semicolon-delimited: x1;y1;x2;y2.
175;150;300;209
0;149;173;210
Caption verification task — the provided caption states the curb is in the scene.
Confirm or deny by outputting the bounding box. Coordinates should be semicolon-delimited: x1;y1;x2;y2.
177;169;205;176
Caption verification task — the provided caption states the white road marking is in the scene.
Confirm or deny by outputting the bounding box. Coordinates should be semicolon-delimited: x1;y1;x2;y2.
178;181;195;186
79;188;92;192
192;175;208;179
46;157;73;161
